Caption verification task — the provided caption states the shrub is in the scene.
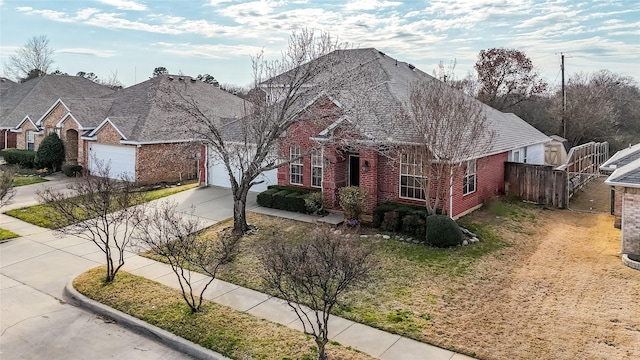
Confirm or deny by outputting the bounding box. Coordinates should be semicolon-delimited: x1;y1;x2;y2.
35;133;65;171
426;215;463;248
381;211;400;232
402;213;427;242
304;191;324;214
2;149;37;168
271;190;292;210
284;192;306;212
373;202;399;227
339;186;367;221
256;188;280;208
61;164;83;177
267;185;315;194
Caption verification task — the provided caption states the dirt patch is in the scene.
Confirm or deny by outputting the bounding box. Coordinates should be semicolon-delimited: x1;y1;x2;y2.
570;176;611;213
433;209;640;360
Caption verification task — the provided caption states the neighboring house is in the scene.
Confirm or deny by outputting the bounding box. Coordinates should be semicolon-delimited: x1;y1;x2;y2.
605;155;640;255
10;75;249;184
601;143;640;228
1;75;114;150
269;48;550;218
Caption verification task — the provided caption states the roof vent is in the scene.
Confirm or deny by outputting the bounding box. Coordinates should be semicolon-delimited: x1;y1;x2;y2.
190;78;196;83
178;77;184;81
168;76;174;81
378;50;385;56
408;64;416;71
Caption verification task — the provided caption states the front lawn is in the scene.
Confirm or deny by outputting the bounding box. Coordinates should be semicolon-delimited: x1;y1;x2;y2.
12;175;48;187
74;267;372;360
145;200;640;360
4;183;198;229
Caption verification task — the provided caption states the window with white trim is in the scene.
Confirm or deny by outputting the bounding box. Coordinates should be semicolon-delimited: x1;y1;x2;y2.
463;159;476;195
400;151;426;200
47;128;61;137
290;146;303;185
311;149;322;188
26;130;35;151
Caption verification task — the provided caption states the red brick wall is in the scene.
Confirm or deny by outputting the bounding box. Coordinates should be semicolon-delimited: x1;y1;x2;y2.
136;142;199;184
16;121;38;150
0;130;16;149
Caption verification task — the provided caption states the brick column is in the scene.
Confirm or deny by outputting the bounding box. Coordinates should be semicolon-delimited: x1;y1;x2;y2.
359;149;378;214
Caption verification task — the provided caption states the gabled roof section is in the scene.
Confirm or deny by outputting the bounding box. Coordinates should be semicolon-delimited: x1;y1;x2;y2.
605;157;640;188
86;117;129;140
14;115;38;131
36;98;70;126
101;75;250;143
274;48;550;159
601;143;640;173
55;97;114;129
0;75;115;129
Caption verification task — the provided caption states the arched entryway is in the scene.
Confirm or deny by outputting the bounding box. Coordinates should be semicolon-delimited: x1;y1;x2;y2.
65;129;78;163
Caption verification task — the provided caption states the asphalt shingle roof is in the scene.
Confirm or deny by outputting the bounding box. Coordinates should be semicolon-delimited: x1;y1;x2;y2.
275;48;550;158
600;143;640;172
606;157;640;187
0;75;115;129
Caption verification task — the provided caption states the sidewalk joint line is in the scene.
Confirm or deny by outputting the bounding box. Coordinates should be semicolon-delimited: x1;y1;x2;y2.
378;335;402;358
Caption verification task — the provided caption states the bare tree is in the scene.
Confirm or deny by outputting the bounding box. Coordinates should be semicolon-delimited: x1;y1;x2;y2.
260;227;376;360
100;70;124;90
0;167;16;208
474;48;547;111
167;29;359;235
6;35;54;81
36;161;146;282
403;79;494;215
134;201;240;313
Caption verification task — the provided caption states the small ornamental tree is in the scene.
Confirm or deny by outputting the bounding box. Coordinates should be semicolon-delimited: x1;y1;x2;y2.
36;132;65;171
338;186;367;223
260;228;376;360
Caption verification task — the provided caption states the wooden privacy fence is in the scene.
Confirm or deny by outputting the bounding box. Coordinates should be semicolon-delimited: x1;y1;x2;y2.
504;162;568;208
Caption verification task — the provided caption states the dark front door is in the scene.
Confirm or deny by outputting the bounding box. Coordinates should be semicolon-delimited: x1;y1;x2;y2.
349;155;360;187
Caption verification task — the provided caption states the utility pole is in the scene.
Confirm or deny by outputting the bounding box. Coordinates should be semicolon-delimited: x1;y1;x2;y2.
561;53;566;138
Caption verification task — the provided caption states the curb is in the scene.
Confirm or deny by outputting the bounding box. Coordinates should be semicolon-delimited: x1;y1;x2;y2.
63;279;231;360
622;254;640;271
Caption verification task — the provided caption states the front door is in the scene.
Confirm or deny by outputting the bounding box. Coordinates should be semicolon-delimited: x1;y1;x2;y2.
349;155;360;187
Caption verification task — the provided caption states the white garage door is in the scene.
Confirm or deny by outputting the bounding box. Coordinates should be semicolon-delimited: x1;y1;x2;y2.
88;143;136;180
208;160;277;192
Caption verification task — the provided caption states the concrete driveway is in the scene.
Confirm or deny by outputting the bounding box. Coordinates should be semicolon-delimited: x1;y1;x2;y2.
4;173;76;211
0;181;250;360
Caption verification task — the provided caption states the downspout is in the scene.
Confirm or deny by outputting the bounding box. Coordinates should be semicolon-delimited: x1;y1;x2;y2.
449;166;453;218
4;130;7;149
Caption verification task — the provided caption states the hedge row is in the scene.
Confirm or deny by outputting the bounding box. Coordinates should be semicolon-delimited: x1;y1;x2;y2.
1;149;38;168
257;185;321;214
373;202;461;247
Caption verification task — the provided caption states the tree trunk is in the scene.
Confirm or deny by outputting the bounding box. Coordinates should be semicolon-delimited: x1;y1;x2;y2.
316;338;329;360
232;186;250;235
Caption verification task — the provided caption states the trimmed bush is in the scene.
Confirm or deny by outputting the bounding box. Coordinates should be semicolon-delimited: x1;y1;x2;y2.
2;149;38;168
61;164;83;177
271;190;292;210
267;185;315;194
381;211;400;232
285;192;306;213
35;133;65;171
256;188;280;208
426;215;463;248
373;202;399;227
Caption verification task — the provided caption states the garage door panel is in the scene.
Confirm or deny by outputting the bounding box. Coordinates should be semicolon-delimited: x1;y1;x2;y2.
88;143;136;180
208;160;277;192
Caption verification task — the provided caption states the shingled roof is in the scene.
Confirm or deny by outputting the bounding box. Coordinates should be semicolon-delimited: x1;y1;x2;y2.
88;75;250;143
0;75;115;129
605;157;640;188
276;48;550;159
0;78;16;96
600;143;640;173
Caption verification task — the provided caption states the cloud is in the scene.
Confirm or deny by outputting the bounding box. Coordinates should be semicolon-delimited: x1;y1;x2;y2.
59;48;117;58
96;0;147;11
153;42;267;58
343;0;402;12
207;0;234;5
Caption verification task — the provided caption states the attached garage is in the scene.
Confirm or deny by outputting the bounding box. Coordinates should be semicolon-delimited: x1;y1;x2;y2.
88;143;136;180
207;159;277;192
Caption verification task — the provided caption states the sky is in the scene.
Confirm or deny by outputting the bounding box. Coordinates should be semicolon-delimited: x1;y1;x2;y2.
0;0;638;89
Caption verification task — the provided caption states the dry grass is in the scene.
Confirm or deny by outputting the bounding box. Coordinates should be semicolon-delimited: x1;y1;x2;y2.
74;267;372;360
192;203;640;360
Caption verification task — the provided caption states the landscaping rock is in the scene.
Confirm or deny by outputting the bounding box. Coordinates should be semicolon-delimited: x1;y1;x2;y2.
360;235;368;238
462;240;469;246
411;239;420;244
375;234;383;238
333;229;342;235
382;235;391;239
471;237;479;243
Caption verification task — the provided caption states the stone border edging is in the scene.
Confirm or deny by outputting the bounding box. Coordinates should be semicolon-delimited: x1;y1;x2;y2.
622;254;640;271
63;279;230;360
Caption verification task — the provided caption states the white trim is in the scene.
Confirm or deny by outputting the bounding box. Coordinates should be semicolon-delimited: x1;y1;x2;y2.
120;139;197;145
452;203;483;220
87;117;128;140
56;112;86;130
463;159;477;196
36;98;68;126
310;148;323;188
15;115;38;131
398;150;426;201
289;145;303;185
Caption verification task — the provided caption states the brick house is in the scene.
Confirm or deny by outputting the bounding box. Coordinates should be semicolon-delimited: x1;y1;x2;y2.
605;156;640;255
9;74;248;184
272;49;550;218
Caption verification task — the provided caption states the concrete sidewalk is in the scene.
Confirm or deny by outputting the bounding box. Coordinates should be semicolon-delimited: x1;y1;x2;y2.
1;185;475;360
